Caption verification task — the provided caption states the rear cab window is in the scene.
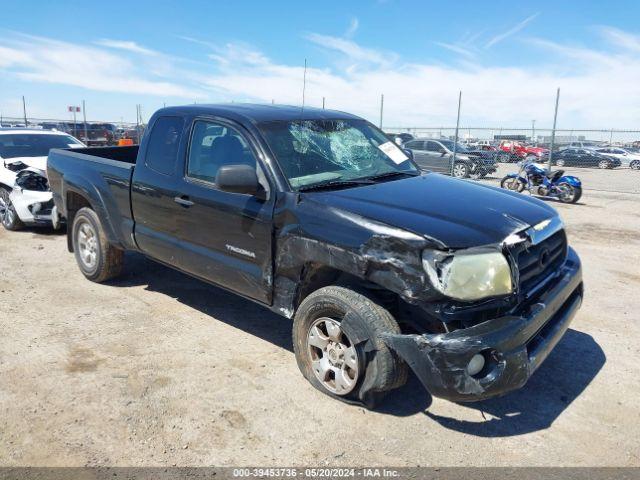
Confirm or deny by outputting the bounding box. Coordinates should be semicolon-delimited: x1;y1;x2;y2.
145;116;185;175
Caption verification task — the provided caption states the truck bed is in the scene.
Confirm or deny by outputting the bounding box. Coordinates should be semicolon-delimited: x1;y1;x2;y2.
65;145;139;164
47;146;138;252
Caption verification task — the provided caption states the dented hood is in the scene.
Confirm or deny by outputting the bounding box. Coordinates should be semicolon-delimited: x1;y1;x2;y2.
3;156;48;172
306;173;558;248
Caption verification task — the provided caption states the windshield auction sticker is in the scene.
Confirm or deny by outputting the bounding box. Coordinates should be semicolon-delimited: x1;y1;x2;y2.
378;141;409;164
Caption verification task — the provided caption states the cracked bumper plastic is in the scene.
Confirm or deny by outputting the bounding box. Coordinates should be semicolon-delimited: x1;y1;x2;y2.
383;247;583;402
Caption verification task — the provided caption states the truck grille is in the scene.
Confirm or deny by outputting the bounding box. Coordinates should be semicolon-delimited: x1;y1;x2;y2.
515;229;567;293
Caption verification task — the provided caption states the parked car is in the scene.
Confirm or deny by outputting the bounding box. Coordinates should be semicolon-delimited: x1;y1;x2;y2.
404;138;497;178
0;129;84;230
499;140;549;162
63;123;117;146
385;132;414;145
567;141;600;149
46;104;583;408
554;148;621;169
593;147;640;170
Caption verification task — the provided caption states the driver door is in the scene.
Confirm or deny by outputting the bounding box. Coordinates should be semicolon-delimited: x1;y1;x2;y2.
423;141;450;173
174;118;275;303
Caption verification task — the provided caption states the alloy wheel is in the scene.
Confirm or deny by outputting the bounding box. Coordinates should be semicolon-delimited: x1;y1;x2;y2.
77;221;99;270
307;317;360;395
452;163;468;178
0;191;15;227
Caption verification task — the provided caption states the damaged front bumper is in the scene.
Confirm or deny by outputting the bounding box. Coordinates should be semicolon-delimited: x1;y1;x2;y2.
11;189;58;226
382;247;583;402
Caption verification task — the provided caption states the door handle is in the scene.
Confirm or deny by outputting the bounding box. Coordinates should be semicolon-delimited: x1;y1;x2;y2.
174;195;194;207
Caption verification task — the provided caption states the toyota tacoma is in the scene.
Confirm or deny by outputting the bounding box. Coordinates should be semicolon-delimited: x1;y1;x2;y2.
47;104;583;407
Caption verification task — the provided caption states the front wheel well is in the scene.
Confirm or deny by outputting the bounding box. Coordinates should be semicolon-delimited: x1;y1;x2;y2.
293;264;446;335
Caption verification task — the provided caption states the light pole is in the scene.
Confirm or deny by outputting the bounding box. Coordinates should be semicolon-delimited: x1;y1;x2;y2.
531;119;536;146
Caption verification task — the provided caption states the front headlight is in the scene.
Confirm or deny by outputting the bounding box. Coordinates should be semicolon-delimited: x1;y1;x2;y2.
422;249;513;301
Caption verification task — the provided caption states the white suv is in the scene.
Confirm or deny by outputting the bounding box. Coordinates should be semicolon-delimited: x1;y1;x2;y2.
0;129;84;230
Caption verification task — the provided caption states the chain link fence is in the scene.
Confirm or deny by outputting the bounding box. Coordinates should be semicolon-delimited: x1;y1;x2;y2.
385;126;640;194
0;116;143;145
2;114;639;194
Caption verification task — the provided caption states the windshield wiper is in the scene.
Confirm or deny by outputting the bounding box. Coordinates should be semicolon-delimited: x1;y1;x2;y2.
298;178;375;192
364;171;421;182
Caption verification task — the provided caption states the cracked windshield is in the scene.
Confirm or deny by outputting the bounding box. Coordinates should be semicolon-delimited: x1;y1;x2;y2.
259;119;418;190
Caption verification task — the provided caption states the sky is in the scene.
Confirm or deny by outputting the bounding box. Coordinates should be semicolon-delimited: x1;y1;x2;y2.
2;0;640;129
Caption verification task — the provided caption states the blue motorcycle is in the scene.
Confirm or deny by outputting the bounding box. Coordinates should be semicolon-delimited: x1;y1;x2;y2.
500;160;582;203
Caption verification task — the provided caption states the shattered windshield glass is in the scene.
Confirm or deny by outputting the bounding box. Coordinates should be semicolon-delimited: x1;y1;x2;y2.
259;119;418;190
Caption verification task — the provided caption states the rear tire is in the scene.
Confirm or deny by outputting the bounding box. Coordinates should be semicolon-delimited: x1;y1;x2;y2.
558;183;582;203
556;159;565;167
0;188;24;231
630;160;640;170
72;207;123;282
598;159;611;169
293;286;407;409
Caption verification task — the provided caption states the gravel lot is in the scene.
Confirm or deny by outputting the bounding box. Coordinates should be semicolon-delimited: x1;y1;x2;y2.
1;172;639;467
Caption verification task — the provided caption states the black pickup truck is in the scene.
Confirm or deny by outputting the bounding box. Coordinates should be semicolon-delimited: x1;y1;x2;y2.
47;104;583;407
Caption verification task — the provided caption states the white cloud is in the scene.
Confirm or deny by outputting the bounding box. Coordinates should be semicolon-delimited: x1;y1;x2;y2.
345;17;359;39
95;39;159;56
485;13;540;48
0;33;201;98
597;26;640;53
3;27;640;128
434;41;476;59
305;33;397;67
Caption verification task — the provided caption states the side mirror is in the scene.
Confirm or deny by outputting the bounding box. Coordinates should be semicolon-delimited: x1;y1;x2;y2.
215;164;261;196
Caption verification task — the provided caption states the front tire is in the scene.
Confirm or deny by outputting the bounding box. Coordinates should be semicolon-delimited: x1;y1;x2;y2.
0;188;24;231
72;207;124;282
452;162;470;178
630;160;640;170
556;158;566;167
501;176;525;192
293;286;407;408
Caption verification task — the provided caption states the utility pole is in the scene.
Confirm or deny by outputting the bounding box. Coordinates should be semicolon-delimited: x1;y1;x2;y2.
136;104;140;143
531;119;536;146
548;88;560;171
451;91;462;176
379;94;384;129
22;96;27;126
82;100;88;142
322;97;325;109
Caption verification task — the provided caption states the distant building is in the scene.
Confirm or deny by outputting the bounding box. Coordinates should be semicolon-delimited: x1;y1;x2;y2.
540;135;586;144
494;134;527;141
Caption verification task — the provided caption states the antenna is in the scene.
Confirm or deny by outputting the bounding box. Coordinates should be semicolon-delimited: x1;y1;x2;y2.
301;58;307;113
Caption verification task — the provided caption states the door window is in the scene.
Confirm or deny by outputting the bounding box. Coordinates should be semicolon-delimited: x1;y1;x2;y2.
404;140;424;150
426;141;442;152
186;120;257;184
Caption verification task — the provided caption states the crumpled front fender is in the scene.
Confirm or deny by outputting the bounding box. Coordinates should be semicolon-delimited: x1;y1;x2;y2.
382;248;583;402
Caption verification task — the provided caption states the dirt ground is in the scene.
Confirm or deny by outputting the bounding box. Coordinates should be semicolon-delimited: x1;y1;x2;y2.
1;174;639;467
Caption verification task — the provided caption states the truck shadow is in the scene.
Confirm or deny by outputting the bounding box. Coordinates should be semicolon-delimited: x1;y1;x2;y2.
115;252;295;352
111;253;604;427
111;252;433;416
422;329;606;437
